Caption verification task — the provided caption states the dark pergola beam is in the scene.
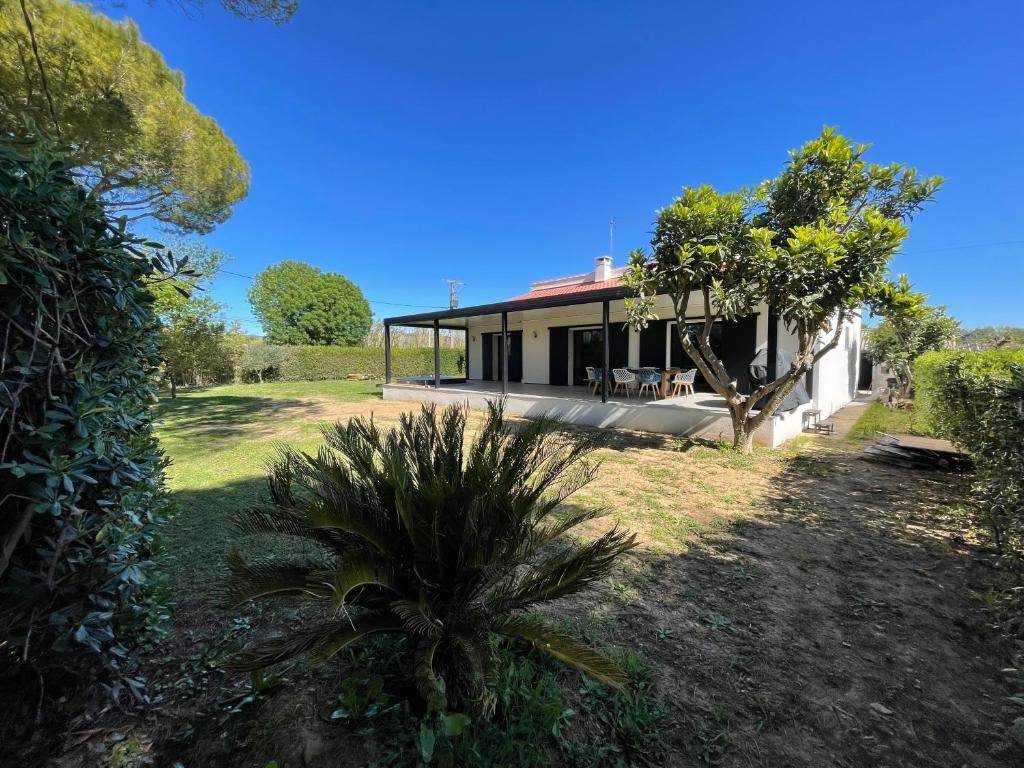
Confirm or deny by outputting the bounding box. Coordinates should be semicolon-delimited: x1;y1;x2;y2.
500;310;508;395
767;306;779;382
433;318;441;388
384;322;392;384
601;300;610;403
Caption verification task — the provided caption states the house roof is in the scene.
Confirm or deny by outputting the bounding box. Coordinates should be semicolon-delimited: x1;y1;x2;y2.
506;277;623;302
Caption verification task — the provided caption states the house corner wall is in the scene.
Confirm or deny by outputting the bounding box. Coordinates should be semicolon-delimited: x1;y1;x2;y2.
809;310;862;419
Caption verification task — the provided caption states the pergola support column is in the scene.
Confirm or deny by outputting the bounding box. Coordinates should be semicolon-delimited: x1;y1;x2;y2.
601;300;610;403
433;319;441;388
384;322;392;384
500;311;509;395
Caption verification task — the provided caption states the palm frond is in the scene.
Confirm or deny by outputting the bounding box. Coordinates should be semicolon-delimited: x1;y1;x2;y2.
217;550;334;607
534;505;608;545
391;598;443;637
311;613;405;661
330;555;401;609
225;618;344;672
492;527;637;612
496;615;626;688
413;636;446;713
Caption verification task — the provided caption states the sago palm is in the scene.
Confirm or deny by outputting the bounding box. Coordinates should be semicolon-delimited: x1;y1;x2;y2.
222;402;636;711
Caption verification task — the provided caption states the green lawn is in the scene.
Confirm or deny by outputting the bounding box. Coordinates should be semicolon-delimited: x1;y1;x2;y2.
847;399;932;440
155;379;382;589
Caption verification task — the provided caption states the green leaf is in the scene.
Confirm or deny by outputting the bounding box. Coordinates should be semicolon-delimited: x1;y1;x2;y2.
418;722;436;763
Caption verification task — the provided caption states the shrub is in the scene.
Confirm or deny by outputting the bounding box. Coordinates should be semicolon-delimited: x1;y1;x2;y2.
915;350;1024;555
0;135;172;697
253;344;462;382
222;402;636;712
915;349;1024;440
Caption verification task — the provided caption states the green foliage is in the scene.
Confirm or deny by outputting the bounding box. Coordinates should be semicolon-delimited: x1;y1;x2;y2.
624;127;941;451
248;260;372;345
961;326;1024;351
216;1;299;23
222;403;636;712
0;133;172;692
274;344;462;381
151;241;237;391
239;343;288;382
376;641;665;768
159;297;232;390
915;349;1024;555
915;349;1024;440
866;279;960;396
148;240;229;319
0;0;249;233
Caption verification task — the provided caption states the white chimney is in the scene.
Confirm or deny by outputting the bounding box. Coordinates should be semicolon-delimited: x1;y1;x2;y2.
594;255;612;282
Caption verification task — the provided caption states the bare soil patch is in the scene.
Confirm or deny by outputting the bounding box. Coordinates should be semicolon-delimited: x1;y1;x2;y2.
566;438;1021;766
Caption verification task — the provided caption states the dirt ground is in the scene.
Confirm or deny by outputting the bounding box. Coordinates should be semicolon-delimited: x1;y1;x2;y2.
30;396;1024;767
574;439;1019;766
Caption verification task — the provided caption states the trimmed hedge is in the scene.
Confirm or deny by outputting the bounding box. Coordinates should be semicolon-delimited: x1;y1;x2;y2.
273;345;464;381
915;349;1024;556
915;349;1024;439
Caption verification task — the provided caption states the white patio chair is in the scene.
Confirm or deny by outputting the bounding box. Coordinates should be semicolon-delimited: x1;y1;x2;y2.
585;366;600;394
671;369;697;397
611;368;636;398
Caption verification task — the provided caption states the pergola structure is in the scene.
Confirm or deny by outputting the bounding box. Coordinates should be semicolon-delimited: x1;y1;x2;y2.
383;283;631;403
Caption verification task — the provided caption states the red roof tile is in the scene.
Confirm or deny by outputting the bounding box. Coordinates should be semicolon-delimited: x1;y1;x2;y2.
507;277;622;302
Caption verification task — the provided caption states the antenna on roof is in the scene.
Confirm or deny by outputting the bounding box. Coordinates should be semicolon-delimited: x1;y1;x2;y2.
608;218;618;260
442;278;465;309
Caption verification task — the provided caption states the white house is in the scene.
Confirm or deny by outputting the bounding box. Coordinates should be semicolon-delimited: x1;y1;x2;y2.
382;256;861;447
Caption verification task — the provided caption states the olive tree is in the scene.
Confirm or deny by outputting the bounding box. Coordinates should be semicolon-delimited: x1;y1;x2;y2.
625;128;942;452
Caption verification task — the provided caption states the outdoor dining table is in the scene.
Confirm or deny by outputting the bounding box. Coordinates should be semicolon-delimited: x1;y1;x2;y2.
624;367;682;399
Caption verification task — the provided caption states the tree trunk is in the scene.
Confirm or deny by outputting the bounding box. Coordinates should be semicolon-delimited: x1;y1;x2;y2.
732;422;756;454
170;375;177;399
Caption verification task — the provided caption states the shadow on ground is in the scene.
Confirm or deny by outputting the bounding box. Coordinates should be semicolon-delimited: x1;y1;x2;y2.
43;435;1023;768
565;443;1021;767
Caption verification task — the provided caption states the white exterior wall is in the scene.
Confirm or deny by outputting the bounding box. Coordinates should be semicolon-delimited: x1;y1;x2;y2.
467;300;637;386
465;296;773;386
810;310;862;418
775;310;862;420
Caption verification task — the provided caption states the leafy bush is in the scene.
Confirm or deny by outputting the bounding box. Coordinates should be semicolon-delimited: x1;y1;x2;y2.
266;344;462;382
222;402;636;712
915;350;1024;555
915;349;1024;441
376;640;666;768
0;135;173;695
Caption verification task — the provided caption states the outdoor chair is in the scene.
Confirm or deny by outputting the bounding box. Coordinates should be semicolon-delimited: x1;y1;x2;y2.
636;367;661;399
670;369;697;397
585;366;602;395
611;368;636;398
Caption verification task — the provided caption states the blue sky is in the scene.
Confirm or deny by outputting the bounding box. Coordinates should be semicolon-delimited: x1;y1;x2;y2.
109;0;1023;332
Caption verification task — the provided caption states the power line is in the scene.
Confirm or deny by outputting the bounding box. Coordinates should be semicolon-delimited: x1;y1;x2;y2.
213;268;446;309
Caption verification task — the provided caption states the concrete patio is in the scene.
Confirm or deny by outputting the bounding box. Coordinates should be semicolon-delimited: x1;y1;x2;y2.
381;379;811;447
